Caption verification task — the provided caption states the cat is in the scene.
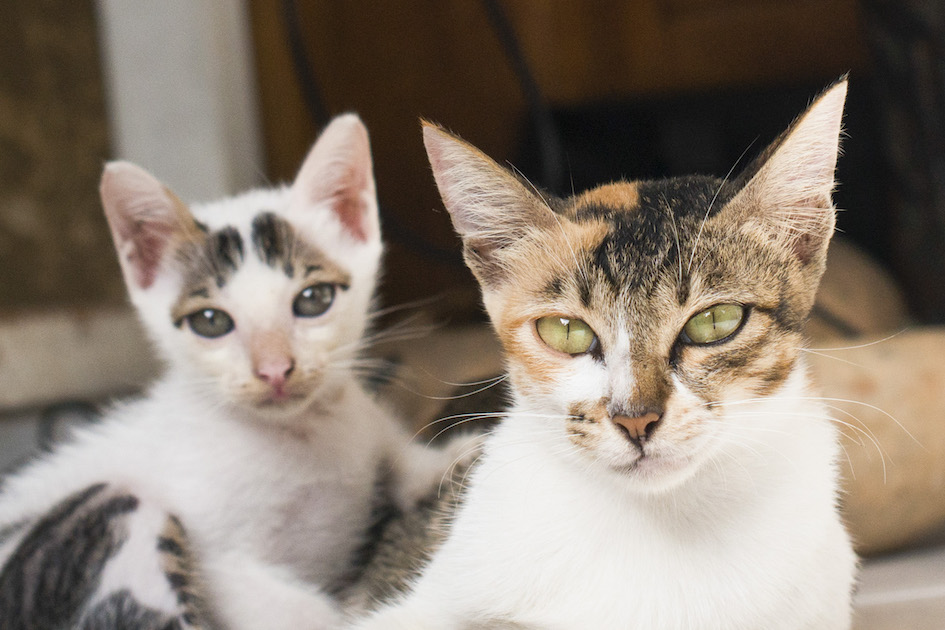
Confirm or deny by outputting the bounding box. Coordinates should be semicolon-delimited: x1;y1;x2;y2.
0;113;465;629
350;81;857;629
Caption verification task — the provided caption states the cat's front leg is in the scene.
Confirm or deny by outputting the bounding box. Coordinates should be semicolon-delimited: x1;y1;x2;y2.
205;552;343;630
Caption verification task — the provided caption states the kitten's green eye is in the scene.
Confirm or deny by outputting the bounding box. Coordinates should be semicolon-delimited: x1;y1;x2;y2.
185;308;234;338
536;316;598;355
682;304;745;345
293;283;335;318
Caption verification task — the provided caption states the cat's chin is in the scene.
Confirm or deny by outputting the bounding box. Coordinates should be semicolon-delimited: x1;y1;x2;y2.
236;389;332;425
606;451;704;493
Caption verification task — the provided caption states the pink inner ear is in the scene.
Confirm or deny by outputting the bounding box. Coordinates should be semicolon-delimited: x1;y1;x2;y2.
330;191;368;242
127;220;176;289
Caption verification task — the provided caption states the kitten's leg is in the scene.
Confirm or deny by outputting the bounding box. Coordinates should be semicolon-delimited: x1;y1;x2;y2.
204;551;344;630
0;484;207;630
389;432;484;511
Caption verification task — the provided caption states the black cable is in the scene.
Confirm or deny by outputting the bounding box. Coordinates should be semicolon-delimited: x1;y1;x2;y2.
480;0;566;192
281;0;331;129
279;0;465;268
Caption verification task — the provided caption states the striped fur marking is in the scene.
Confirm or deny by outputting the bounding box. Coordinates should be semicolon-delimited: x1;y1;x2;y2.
251;212;296;276
177;226;245;291
0;484;136;629
78;590;182;630
157;515;208;630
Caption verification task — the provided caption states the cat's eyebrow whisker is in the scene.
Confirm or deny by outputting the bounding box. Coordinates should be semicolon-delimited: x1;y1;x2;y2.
508;163;591;288
686;140;753;275
664;203;684;289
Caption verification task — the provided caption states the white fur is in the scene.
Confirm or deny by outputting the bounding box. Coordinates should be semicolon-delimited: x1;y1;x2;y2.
352;368;855;629
0;115;456;629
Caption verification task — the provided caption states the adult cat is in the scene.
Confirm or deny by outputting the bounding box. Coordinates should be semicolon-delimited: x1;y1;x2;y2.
353;82;856;629
0;114;457;629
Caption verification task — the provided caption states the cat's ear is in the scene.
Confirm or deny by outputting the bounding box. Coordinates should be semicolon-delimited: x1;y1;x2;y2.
422;120;556;283
290;113;379;243
726;79;847;268
100;162;200;290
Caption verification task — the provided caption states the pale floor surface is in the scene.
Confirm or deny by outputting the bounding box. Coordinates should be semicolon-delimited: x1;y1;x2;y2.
855;543;945;629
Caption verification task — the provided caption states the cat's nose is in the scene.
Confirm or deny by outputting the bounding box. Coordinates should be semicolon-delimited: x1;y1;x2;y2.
255;358;295;387
612;412;662;446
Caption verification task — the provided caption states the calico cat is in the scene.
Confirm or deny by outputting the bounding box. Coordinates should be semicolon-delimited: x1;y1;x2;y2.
351;82;857;629
0;114;462;629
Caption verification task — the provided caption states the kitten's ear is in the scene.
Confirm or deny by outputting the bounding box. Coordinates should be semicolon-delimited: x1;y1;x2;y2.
290;113;378;242
727;79;847;268
100;162;199;290
422;121;556;283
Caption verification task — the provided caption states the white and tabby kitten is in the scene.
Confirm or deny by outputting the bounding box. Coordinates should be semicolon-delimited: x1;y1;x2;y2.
0;114;455;630
352;82;857;629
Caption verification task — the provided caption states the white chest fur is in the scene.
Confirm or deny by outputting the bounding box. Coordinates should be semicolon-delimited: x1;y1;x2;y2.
354;397;856;630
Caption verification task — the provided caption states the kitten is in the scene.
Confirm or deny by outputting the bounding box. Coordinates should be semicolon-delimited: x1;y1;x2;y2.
351;82;857;629
0;114;459;629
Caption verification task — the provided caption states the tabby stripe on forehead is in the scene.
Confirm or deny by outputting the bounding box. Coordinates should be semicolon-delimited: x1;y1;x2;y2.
252;212;296;277
205;227;244;288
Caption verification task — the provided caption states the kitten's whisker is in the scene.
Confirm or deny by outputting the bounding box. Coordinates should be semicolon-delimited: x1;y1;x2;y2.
366;294;446;320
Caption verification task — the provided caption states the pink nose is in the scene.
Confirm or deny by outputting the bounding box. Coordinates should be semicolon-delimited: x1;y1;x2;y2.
612;412;662;445
254;358;295;388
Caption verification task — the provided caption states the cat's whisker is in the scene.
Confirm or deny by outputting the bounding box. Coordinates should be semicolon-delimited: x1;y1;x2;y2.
797;348;865;368
709;404;890;481
803;329;907;353
709;395;920;450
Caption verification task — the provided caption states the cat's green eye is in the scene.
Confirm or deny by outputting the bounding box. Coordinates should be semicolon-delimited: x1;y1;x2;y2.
293;283;335;318
536;316;598;355
185;308;234;339
682;304;745;345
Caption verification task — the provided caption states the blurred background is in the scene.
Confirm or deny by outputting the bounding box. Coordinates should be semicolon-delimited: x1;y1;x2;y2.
2;1;945;627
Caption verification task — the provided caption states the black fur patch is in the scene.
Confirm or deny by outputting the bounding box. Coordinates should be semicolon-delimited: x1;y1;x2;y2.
208;228;244;287
0;484;138;629
177;226;245;290
251;212;296;277
577;176;735;296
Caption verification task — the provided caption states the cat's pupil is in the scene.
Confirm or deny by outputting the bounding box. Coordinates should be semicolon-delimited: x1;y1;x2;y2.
186;308;235;339
536;316;597;355
681;304;744;345
293;283;335;318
